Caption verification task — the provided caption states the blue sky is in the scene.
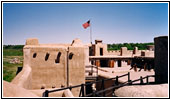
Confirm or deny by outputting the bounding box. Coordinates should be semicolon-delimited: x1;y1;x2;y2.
3;3;168;45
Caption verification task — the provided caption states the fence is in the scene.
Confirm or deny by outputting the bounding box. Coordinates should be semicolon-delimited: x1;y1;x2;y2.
42;72;155;97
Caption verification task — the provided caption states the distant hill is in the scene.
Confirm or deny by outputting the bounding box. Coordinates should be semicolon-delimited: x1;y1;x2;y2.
107;42;154;50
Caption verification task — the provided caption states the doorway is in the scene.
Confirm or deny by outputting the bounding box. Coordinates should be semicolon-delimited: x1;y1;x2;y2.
118;60;121;67
100;48;103;56
100;60;108;67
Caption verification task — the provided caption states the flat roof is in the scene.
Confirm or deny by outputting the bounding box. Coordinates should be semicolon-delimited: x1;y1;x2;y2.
89;56;133;60
89;55;154;60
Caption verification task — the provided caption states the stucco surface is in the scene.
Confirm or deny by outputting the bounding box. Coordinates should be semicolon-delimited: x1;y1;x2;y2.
98;67;155;83
3;81;38;97
115;84;168;97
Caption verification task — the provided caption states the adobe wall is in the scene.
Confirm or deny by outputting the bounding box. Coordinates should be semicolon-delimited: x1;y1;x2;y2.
29;46;68;89
3;81;38;97
84;46;89;65
11;38;86;97
115;84;168;97
91;40;108;56
107;50;120;56
12;44;68;89
94;43;108;56
68;38;87;96
11;48;32;89
141;50;154;57
120;47;132;56
91;40;154;57
68;46;85;96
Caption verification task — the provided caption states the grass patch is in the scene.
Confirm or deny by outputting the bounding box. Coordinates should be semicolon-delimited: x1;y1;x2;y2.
3;60;23;82
3;49;23;56
3;46;23;82
3;69;16;82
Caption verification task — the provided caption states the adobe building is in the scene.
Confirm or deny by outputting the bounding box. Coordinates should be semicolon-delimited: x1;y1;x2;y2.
90;40;108;56
89;40;154;68
4;37;165;97
9;38;88;97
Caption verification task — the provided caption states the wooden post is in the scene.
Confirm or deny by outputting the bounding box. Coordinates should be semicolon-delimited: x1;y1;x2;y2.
42;90;49;97
115;76;119;85
128;72;130;82
140;76;144;85
146;76;149;84
81;84;85;97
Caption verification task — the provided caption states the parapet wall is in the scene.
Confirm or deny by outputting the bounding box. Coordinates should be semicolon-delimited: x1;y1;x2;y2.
107;48;153;57
107;50;120;55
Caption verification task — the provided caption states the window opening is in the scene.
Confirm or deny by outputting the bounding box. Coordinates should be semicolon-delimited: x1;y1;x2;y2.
33;53;37;58
55;52;61;63
45;53;50;61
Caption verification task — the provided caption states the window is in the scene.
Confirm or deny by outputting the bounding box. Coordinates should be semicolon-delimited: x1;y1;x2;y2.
100;48;103;56
55;52;61;63
69;52;74;60
118;60;121;67
89;47;93;56
45;53;50;61
33;53;37;58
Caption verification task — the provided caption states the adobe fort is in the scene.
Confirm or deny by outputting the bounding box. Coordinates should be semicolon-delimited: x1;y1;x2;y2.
3;36;168;97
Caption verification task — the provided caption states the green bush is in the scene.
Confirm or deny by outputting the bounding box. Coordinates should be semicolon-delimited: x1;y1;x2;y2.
3;45;24;49
108;42;154;50
3;69;16;82
3;45;24;56
3;49;23;56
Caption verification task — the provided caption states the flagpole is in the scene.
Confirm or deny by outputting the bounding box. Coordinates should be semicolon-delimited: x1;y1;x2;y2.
90;19;92;44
